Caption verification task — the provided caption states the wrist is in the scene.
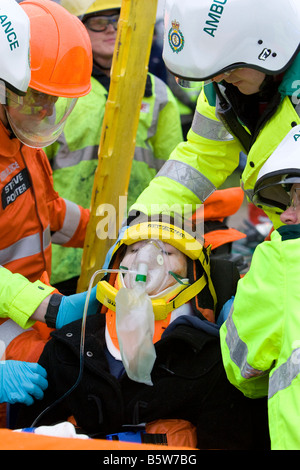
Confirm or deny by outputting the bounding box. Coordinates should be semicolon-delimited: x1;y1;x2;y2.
44;293;63;328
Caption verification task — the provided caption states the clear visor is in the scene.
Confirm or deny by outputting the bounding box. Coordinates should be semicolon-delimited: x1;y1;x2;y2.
253;175;300;210
5;87;77;148
175;77;205;89
286;184;300;211
120;239;188;296
174;67;244;89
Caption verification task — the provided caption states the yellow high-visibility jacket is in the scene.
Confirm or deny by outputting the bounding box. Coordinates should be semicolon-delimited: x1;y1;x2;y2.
220;225;300;450
131;54;300;230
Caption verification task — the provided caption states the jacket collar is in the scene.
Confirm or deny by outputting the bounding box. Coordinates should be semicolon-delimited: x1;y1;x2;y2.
277;224;300;241
279;52;300;98
0;118;21;157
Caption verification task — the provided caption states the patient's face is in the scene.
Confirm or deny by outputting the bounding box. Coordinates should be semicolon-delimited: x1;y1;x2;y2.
121;240;188;295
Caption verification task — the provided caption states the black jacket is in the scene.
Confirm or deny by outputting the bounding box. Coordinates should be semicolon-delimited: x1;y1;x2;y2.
17;313;269;449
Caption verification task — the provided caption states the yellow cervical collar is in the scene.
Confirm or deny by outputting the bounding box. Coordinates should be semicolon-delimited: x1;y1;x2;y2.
96;272;208;321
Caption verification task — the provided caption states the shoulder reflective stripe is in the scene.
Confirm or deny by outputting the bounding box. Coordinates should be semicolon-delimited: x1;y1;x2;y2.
191;110;234;141
0;319;32;356
155;159;216;202
0;226;50;265
51;199;81;245
225;314;267;379
268;349;300;399
148;76;168;138
153;75;168;103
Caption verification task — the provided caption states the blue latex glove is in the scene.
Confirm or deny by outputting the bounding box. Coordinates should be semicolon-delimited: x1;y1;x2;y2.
0;361;48;406
217;296;235;326
56;286;99;329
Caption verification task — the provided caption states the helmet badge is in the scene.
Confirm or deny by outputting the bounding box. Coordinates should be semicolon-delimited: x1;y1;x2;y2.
168;19;184;54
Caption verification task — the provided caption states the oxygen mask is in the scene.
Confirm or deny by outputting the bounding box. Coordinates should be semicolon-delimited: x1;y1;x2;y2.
120;239;187;295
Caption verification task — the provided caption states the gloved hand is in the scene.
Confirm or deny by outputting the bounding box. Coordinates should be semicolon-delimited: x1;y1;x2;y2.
217;296;235;326
56;286;99;329
0;361;48;406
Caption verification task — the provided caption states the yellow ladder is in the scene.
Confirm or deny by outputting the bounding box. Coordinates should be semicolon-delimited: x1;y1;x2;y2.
77;0;158;292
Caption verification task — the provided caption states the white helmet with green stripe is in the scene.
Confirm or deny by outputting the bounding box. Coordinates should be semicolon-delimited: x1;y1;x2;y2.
253;125;300;211
163;0;300;83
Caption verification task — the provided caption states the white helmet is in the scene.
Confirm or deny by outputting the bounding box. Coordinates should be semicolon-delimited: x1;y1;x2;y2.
0;0;30;97
162;0;300;83
253;125;300;211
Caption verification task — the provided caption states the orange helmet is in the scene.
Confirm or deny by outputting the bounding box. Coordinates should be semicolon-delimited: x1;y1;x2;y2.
20;0;92;98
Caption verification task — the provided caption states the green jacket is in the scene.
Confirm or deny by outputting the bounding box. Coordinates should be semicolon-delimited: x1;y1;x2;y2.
220;225;300;450
0;267;54;329
132;54;300;230
46;72;183;285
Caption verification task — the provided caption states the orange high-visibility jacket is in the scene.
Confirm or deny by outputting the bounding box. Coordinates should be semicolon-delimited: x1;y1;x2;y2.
0;120;89;364
0;121;89;282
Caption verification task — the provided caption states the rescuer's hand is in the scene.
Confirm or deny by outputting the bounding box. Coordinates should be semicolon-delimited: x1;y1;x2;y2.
55;286;99;329
0;361;48;406
217;296;235;326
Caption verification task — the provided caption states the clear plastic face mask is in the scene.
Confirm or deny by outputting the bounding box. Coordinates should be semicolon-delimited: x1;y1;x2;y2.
120;239;188;295
5;87;77;148
175;77;205;89
174;67;244;89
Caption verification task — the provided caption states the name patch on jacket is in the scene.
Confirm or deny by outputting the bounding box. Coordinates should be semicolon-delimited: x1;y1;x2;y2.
2;168;31;209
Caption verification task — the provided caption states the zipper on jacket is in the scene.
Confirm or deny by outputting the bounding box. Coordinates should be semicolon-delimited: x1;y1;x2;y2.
20;146;48;272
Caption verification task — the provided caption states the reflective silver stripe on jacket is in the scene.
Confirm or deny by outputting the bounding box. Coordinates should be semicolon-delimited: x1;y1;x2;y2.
225;314;268;379
268;349;300;399
53;135;165;172
294;101;300;117
132;75;169;172
51;199;81;245
155;159;216;202
52;132;98;170
149;75;168;134
0;226;51;265
134;146;165;171
0;319;32;358
191;110;234;141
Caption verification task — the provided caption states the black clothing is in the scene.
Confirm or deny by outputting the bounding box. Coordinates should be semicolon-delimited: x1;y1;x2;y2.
17;313;270;450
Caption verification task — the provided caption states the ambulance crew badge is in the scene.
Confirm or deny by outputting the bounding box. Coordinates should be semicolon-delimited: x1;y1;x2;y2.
168;20;184;53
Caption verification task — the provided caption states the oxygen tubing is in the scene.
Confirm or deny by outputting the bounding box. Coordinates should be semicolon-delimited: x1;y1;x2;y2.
30;267;132;428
